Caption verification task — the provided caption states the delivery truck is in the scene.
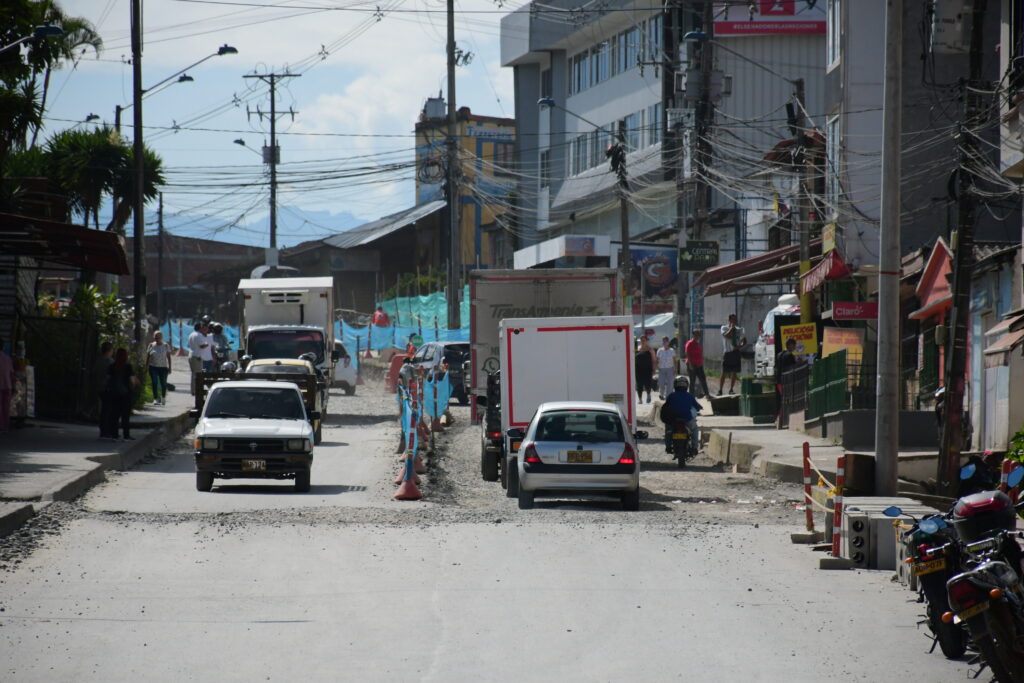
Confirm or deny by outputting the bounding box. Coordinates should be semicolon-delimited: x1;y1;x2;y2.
237;277;337;379
469;268;618;420
496;315;636;492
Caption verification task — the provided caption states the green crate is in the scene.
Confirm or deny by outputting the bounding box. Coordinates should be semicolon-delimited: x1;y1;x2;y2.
748;394;777;417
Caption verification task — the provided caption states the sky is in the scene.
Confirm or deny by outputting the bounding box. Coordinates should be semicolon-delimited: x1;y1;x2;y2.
42;0;518;247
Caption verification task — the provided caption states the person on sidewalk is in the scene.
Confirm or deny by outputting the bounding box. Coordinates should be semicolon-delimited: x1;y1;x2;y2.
0;337;14;432
107;348;138;440
372;306;391;327
655;337;677;400
146;330;172;405
93;341;114;438
775;337;798;429
684;329;711;399
718;314;745;395
187;322;211;395
634;336;656;403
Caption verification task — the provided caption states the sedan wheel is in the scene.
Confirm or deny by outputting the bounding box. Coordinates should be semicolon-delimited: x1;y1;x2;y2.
505;457;519;497
518;487;534;510
621;488;640;511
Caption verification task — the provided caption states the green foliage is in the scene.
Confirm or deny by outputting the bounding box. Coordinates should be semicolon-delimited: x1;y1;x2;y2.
1008;428;1024;464
383;269;447;300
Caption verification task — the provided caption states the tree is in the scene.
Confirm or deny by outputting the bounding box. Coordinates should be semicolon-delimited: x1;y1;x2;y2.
44;127;125;229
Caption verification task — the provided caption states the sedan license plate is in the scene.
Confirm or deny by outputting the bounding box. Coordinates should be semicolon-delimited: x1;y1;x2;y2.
913;558;946;576
567;450;593;464
242;459;266;472
958;601;989;620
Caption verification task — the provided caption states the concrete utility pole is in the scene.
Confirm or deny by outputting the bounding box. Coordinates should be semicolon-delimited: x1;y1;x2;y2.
693;1;714;242
875;0;903;497
157;192;164;327
937;0;988;496
130;0;145;345
243;72;299;252
445;0;461;330
795;77;813;325
613;120;631;312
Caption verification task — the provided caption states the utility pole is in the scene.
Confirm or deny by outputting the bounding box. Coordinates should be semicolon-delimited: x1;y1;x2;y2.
445;0;461;330
130;0;145;345
875;0;903;497
157;192;164;327
794;77;814;325
938;0;988;496
610;121;631;312
693;1;714;242
244;72;299;253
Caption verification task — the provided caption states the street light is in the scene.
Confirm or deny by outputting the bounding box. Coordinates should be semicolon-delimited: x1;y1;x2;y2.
0;24;64;55
538;97;633;312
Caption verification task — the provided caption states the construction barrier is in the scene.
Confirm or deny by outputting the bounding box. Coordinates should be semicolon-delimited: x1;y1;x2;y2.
832;455;846;558
802;442;815;533
394;384;422;500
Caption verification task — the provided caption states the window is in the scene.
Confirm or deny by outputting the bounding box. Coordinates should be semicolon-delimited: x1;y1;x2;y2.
827;0;841;67
826;114;841;206
646;102;663;146
571;51;591;94
624;26;640;70
645;14;663;61
540;68;552;99
623;112;642;149
573;134;588;174
535;410;624;442
540;150;551;188
493;142;514;174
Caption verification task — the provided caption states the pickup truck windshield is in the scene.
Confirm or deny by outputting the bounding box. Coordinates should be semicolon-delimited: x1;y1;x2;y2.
248;330;324;364
205;387;306;420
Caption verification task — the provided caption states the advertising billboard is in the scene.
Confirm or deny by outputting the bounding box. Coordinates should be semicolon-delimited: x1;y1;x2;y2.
714;1;826;36
613;242;680;315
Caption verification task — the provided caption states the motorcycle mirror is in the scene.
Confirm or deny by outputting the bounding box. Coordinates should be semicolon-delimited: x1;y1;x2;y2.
1008;466;1024;489
882;505;904;518
959;463;977;480
919;518;942;534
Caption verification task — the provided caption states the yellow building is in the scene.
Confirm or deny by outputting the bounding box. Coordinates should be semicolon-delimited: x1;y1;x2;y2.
415;98;516;269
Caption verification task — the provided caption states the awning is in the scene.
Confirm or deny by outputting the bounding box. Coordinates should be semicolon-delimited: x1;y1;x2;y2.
908;293;952;321
323;200;445;250
693;238;822;296
984;328;1024;368
800;248;852;295
0;212;130;275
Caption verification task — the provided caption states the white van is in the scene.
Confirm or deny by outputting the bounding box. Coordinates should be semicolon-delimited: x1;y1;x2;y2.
754;294;800;378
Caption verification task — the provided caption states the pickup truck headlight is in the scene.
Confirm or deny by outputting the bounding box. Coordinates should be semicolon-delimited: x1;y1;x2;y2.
287;438;311;452
194;437;220;450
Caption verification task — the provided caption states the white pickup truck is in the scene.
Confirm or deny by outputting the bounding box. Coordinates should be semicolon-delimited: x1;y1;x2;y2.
190;378;319;493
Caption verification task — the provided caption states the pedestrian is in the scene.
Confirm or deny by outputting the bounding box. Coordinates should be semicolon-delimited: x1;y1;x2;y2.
187;322;211;395
656;336;677;400
210;323;230;365
93;341;114;438
107;348;138;440
372;305;391;327
775;337;798;428
406;337;417;357
0;337;14;432
634;336;656;403
146;330;172;405
684;329;711;399
718;314;745;395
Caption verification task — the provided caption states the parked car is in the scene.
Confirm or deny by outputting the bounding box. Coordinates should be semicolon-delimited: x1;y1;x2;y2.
409;341;470;404
754;294;800;378
243;357;326;443
332;339;357;395
506;401;643;511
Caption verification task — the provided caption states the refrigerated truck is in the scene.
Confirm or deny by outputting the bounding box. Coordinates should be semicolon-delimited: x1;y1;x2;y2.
469;268;618;423
498;315;636;479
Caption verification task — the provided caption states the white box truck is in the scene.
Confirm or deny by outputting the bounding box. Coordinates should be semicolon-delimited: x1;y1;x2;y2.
469;268;618;420
498;315;636;487
238;277;337;379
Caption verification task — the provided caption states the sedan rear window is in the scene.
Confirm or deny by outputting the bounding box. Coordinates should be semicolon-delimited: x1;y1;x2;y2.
535;410;623;442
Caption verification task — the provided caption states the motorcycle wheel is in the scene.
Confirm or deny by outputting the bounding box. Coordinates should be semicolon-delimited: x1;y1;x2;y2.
673;439;687;468
975;636;1018;683
927;603;967;659
984;606;1024;683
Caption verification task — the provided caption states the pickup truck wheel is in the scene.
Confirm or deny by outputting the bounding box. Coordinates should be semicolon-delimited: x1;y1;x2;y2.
517;487;534;510
505;457;519;497
499;455;507;489
314;422;323;445
481;446;499;481
294;470;311;493
196;471;213;492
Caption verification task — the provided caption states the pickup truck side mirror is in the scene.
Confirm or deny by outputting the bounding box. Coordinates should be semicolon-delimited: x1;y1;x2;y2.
188;409;200;419
506;428;524;439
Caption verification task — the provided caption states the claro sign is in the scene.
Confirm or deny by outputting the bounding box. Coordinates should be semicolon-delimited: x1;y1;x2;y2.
832;302;878;320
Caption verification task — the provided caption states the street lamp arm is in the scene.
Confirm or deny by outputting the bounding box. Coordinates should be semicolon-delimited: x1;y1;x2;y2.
0;24;65;56
143;46;234;94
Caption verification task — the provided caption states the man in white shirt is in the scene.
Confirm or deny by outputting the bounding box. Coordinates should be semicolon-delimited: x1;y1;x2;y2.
655;336;677;400
187;322;212;395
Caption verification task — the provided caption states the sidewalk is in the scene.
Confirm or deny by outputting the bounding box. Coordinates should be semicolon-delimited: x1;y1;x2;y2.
0;366;195;535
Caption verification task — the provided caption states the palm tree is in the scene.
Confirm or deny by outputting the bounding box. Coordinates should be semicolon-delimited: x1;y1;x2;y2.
45;127;126;229
107;145;165;235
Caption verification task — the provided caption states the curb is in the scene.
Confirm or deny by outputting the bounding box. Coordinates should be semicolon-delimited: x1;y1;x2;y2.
0;503;35;537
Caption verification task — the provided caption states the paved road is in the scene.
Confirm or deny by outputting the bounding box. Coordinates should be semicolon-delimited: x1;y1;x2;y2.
0;385;975;682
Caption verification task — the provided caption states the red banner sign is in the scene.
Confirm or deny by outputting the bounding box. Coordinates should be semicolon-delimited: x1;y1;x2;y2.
832;302;878;320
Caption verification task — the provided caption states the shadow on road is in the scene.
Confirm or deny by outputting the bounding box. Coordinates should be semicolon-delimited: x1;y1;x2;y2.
210;483;369;495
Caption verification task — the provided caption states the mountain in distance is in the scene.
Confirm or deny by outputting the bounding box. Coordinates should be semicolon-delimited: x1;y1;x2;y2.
160;205;365;248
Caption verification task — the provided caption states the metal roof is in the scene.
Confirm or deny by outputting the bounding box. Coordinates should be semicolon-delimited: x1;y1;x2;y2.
323;200;445;250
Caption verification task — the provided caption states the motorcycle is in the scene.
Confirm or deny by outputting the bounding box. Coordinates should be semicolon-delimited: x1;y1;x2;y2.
668;418;697;469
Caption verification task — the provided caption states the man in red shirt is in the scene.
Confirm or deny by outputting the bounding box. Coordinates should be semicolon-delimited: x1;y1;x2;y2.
684;329;711;399
372;306;391;327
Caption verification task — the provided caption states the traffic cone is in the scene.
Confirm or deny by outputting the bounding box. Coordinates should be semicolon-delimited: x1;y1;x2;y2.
394;476;422;500
431;416;444;432
414;453;427;474
395;467;421;485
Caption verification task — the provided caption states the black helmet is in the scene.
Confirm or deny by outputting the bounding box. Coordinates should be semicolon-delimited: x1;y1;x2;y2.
674;375;689;390
219;361;237;373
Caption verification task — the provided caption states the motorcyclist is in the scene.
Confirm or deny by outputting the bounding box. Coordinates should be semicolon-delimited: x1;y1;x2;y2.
660;375;701;455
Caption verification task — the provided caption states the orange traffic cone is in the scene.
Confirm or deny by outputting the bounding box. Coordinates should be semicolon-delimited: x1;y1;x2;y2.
395;467;421;485
414;453;427;474
394;477;422;500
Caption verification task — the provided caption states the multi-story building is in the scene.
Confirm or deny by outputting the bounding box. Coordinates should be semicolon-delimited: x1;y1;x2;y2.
415;99;516;269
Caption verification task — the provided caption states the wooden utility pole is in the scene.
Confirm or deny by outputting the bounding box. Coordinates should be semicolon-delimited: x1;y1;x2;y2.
445;0;461;330
937;0;988;496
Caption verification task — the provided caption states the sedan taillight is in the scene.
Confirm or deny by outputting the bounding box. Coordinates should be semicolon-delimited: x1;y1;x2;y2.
618;443;636;465
523;443;541;464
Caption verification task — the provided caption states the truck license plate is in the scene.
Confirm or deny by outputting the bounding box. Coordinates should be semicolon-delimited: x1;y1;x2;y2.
242;459;266;472
567;450;593;463
913;558;946;576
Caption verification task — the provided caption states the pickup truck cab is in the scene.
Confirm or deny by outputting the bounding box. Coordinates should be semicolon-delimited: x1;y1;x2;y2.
244;357;327;443
192;379;318;493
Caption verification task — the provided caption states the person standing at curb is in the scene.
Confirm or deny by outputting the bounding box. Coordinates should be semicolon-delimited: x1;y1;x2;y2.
147;330;172;405
634;336;656;404
187;322;210;395
93;341;114;438
0;337;14;432
107;348;138;441
719;314;745;395
775;337;798;429
656;336;676;400
684;329;711;399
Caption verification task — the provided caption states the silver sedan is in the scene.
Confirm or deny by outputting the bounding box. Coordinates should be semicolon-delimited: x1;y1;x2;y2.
509;401;641;511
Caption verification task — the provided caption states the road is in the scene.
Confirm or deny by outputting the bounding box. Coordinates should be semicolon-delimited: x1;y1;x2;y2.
0;383;974;682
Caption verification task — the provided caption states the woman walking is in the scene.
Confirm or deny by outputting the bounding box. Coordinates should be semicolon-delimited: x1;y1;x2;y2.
147;330;172;405
634;336;656;403
108;348;138;440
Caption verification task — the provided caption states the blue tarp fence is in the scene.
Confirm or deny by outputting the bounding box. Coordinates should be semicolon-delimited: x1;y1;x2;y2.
160;319;240;351
380;284;470;331
422;373;452;420
337;321;469;362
